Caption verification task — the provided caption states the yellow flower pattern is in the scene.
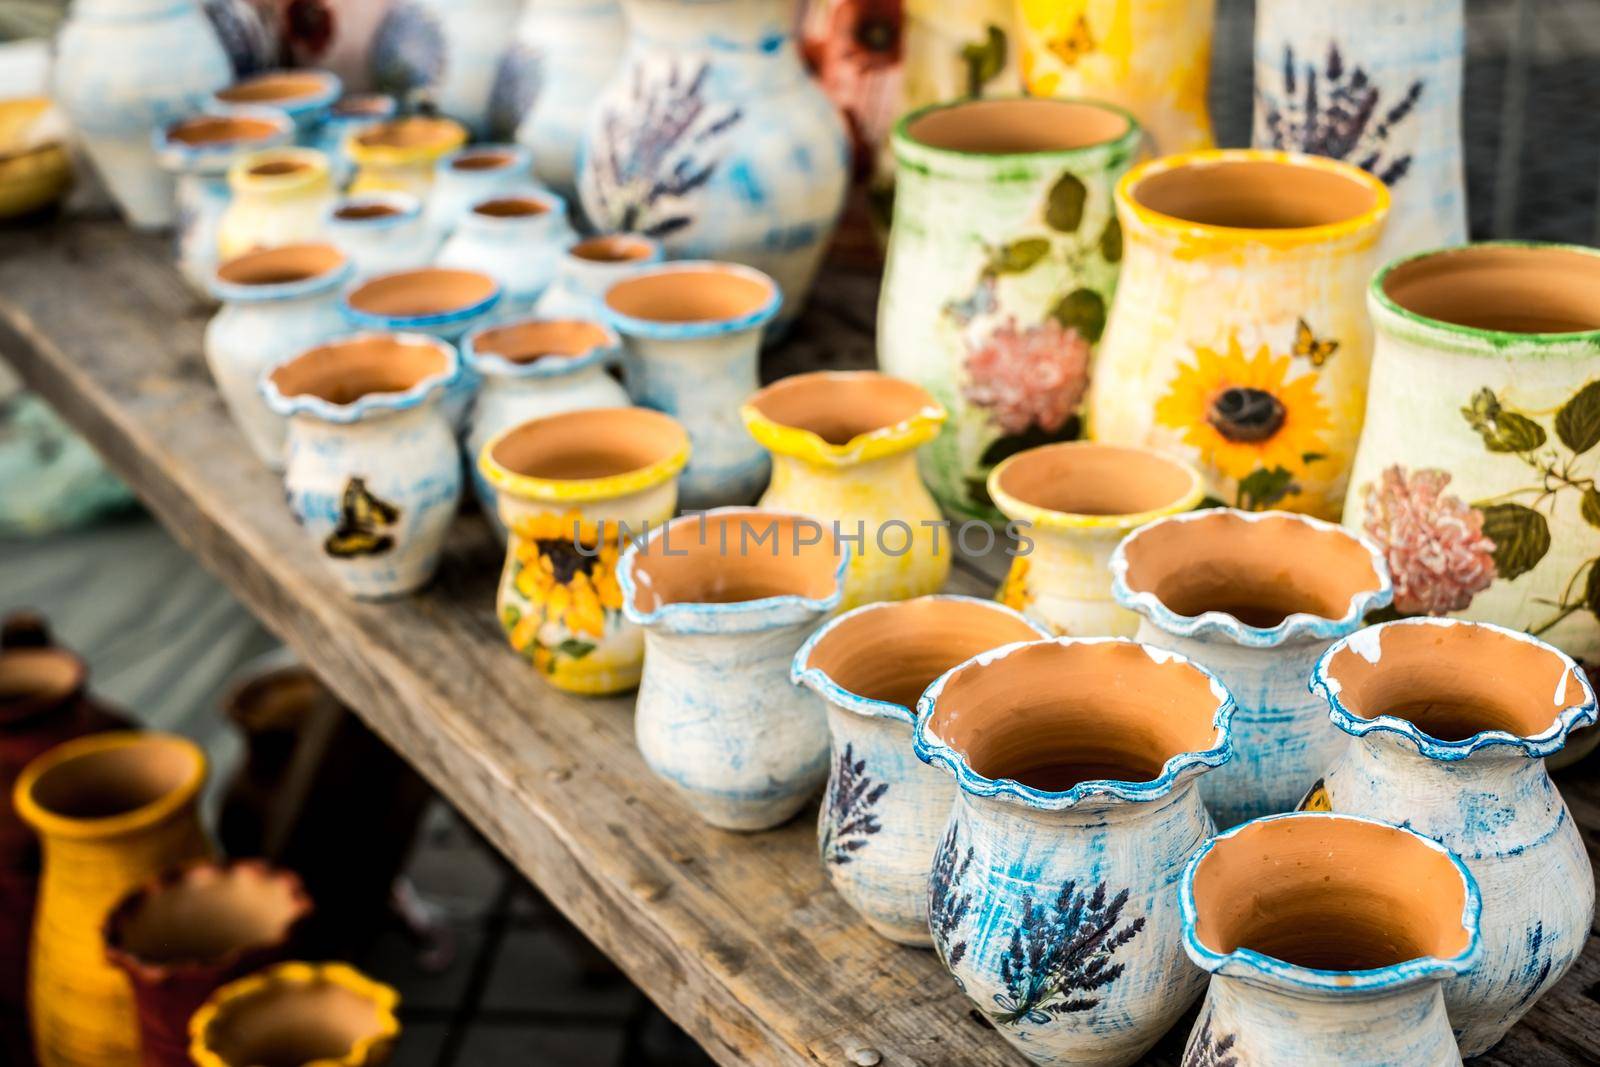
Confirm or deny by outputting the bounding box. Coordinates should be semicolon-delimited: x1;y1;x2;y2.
503;511;625;672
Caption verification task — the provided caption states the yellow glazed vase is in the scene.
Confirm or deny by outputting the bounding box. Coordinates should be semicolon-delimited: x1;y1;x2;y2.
190;961;400;1067
1087;150;1389;518
346;117;469;198
216;148;335;261
15;731;212;1067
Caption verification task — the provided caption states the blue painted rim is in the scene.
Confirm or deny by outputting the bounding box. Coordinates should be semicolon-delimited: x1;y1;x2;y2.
153;106;293;170
459;185;569;227
600;261;782;340
340;273;505;331
211;69;343;121
210;253;354;305
462;317;621;379
437;142;534;176
258;331;461;424
324;192;424;231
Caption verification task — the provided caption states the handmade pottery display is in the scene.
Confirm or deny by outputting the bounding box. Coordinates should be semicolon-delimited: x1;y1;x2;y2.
901;0;1019;110
534;234;663;321
579;0;849;331
742;371;949;609
879;97;1140;521
211;68;342;141
1254;0;1465;261
188;961;400;1067
436;190;571;315
216;147;336;260
512;0;626;204
262;333;463;599
603;262;781;510
15;731;212;1067
346;115;468;197
1111;508;1392;829
480;407;690;694
791;595;1047;944
306;94;397;186
915;636;1234;1066
367;0;528;138
1180;812;1480;1066
427;143;535;236
1308;618;1598;1057
1088;150;1389;517
321;192;438;279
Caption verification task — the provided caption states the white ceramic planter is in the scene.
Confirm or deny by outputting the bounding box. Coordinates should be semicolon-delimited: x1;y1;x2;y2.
513;0;626;206
435;188;570;316
217;147;337;260
534;234;662;321
427;143;536;238
211;68;342;143
321;192;440;280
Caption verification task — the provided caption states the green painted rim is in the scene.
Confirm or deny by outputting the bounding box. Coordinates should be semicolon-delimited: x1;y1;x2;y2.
891;95;1141;168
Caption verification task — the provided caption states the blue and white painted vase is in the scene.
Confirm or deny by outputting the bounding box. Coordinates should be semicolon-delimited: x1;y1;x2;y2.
321;192;440;279
621;509;849;831
435;188;570;316
578;0;849;331
427;143;536;238
211;68;343;142
603;261;781;510
1180;812;1481;1066
513;0;626;208
915;636;1234;1066
306;94;397;187
1110;508;1392;829
1308;618;1599;1057
368;0;531;138
534;234;663;321
791;595;1048;945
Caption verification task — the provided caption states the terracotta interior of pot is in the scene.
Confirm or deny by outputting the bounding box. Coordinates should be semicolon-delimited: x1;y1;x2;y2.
333;202;402;221
748;372;934;444
1133;159;1379;229
1382;245;1600;333
270;335;448;406
0;648;78;705
1120;512;1384;627
347;269;497;317
247;158;311;178
1191;815;1470;970
27;737;197;821
926;640;1221;790
112;865;306;965
996;444;1195;518
604;269;773;324
169;115;282;146
906;99;1130;154
451;150;515;171
473;196;548;219
628;513;842;610
491;407;686;480
573;235;655;263
230;667;326;733
473;320;611;363
200;983;385;1066
1325;624;1585;741
333;94;389;117
217;71;328;104
355;118;457;150
216;243;345;287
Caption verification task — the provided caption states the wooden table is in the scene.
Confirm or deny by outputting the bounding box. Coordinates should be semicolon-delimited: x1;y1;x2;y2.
3;214;1599;1066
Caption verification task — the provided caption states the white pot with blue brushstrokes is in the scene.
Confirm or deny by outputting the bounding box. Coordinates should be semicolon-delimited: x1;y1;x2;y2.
209;68;342;143
435;188;571;317
1110;508;1393;830
321;192;440;280
915;636;1234;1067
1307;617;1599;1057
621;509;848;832
535;234;663;321
306;94;396;187
427;143;537;238
368;0;531;139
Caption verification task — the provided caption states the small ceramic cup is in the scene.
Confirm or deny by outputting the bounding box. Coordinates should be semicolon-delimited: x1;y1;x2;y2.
535;234;663;320
436;189;571;315
218;147;336;261
211;69;342;141
428;142;536;235
346;115;469;198
188;962;399;1067
321;192;438;279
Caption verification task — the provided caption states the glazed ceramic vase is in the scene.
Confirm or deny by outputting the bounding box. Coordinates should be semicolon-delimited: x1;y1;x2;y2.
791;595;1047;944
743;371;949;609
103;861;311;1067
52;0;232;229
479;407;690;694
436;190;570;315
535;234;663;320
621;509;848;830
262;333;463;599
1088;150;1389;518
879;97;1140;521
188;961;400;1067
211;68;342;141
217;147;336;260
988;442;1203;636
306;94;397;186
1308;618;1598;1057
346;116;468;197
604;261;780;510
1180;812;1480;1066
901;0;1019;110
427;143;534;237
1253;0;1466;261
322;193;439;279
15;732;212;1067
513;0;626;204
369;0;527;138
206;243;354;469
915;636;1234;1066
579;0;850;331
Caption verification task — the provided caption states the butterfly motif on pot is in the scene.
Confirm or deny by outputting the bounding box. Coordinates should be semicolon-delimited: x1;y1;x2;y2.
1047;15;1096;67
1292;318;1339;368
324;476;400;558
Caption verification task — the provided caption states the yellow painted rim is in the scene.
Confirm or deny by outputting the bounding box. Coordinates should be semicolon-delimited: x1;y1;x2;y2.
740;394;946;467
344;118;468;167
189;961;400;1067
227;147;329;196
987;444;1206;531
478;415;691;504
14;730;206;841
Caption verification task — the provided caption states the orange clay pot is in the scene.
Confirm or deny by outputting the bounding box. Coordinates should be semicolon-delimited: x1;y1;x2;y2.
189;961;400;1067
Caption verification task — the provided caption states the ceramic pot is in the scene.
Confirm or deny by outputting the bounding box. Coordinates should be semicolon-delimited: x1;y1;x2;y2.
535;234;663;321
901;0;1019;110
206;243;354;469
1087;150;1389;518
1253;0;1465;262
988;442;1203;636
742;371;948;609
1180;812;1480;1066
1308;618;1598;1057
202;0;281;78
262;333;463;599
603;261;781;510
480;407;689;694
879;97;1140;522
579;0;849;331
15;732;212;1067
436;190;570;315
52;0;232;229
346;116;468;197
103;861;311;1067
188;961;399;1067
791;595;1047;944
211;68;342;141
426;143;534;237
798;0;905;197
217;147;337;260
915;636;1233;1066
322;192;438;279
368;0;528;138
512;0;627;205
1110;508;1391;829
306;94;397;186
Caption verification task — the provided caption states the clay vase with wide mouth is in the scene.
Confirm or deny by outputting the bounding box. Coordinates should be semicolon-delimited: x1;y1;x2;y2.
603;261;782;510
536;233;663;321
880;97;1142;523
512;0;626;205
1088;149;1390;519
15;732;212;1067
620;508;849;830
479;407;690;695
791;595;1048;944
988;441;1204;636
1307;618;1598;1056
212;69;342;138
1180;812;1480;1066
321;192;439;279
261;333;463;600
1111;508;1392;828
436;189;574;314
217;147;337;261
427;143;534;235
914;636;1234;1066
188;961;399;1067
104;861;312;1067
346;116;469;198
307;94;398;187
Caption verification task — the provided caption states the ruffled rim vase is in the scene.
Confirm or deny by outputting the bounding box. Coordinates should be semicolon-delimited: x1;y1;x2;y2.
262;331;461;427
188;961;400;1067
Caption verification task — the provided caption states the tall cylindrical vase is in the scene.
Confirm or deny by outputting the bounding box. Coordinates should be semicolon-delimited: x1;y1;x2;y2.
513;0;626;207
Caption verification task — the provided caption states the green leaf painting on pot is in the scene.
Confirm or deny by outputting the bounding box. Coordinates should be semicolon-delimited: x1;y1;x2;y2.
879;97;1140;522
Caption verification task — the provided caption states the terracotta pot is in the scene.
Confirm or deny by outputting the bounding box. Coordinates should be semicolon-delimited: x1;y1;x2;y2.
218;147;337;260
306;94;398;186
1180;812;1480;1065
346;115;468;197
535;233;663;321
436;190;572;315
321;192;439;279
212;68;342;140
426;143;535;236
188;961;399;1067
104;861;311;1067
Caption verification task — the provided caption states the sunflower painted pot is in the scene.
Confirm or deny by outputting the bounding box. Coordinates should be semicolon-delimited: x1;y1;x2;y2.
902;0;1019;111
217;147;337;260
791;595;1047;944
513;0;626;205
212;68;342;141
480;407;690;695
1110;509;1392;829
535;234;664;321
322;193;439;279
879;97;1140;522
346;116;469;198
621;509;848;830
989;442;1203;636
1180;812;1480;1067
915;637;1233;1066
743;371;948;609
1087;150;1389;518
427;144;534;237
306;94;397;187
189;961;399;1067
436;190;571;316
